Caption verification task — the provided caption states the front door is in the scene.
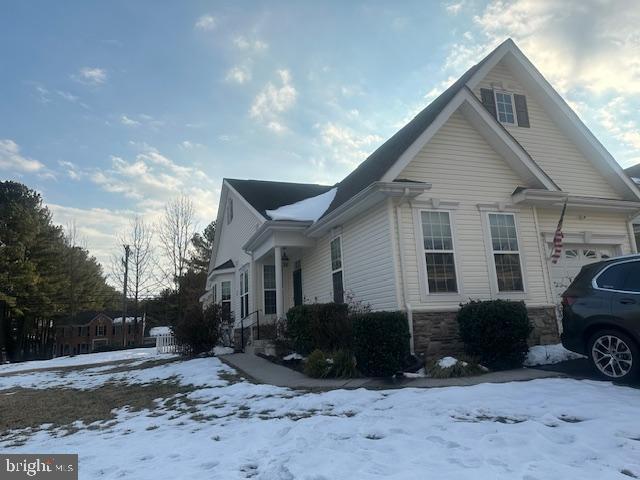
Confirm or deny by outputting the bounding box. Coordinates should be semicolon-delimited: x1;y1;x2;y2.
293;267;302;306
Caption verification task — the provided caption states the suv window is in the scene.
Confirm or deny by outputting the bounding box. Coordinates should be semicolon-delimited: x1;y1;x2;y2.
623;261;640;292
596;261;637;292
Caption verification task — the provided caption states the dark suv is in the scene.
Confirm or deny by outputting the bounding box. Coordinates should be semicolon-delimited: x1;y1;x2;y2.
561;254;640;381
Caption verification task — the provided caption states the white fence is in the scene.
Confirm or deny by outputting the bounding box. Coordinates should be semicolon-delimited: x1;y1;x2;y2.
156;333;177;353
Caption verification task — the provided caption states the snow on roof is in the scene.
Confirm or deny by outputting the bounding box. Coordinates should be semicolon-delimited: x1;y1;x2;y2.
149;326;172;336
632;177;640;185
112;316;139;324
266;187;337;222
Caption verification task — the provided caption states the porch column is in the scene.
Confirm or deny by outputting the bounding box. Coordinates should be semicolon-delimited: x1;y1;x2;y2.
274;246;284;318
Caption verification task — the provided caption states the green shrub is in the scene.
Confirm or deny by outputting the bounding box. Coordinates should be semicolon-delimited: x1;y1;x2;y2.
304;349;332;378
457;300;532;370
426;356;485;378
331;350;358;378
173;304;222;356
352;311;410;377
285;303;350;355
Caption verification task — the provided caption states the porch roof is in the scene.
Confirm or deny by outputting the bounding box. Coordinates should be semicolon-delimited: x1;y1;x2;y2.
512;188;640;214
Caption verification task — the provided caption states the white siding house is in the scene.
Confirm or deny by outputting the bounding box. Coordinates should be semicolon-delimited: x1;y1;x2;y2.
203;39;640;358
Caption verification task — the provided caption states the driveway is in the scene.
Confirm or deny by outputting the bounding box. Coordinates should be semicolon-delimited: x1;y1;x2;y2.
533;358;640;388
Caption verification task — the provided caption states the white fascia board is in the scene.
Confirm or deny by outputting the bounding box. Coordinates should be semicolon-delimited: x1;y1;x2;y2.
468;40;640;201
243;220;312;254
306;182;430;237
208;183;229;275
381;88;556;191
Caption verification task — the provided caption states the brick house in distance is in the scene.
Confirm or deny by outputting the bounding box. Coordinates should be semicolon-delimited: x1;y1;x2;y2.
54;312;145;356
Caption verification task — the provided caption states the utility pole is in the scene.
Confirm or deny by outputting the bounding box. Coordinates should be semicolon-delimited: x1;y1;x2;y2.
121;244;130;347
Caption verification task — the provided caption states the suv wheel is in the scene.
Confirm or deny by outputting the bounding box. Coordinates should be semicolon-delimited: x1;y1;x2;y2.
588;330;639;381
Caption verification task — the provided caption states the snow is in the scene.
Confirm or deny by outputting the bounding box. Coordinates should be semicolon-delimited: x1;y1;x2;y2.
149;326;172;336
525;343;586;366
437;356;463;369
266;187;337;222
112;316;139;324
283;352;304;361
2;355;640;479
0;347;166;375
631;176;640;185
213;346;235;355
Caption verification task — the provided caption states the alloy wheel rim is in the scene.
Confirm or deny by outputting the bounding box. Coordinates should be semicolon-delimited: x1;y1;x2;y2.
592;335;633;378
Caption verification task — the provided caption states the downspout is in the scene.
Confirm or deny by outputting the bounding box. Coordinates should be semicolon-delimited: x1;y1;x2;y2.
395;188;414;355
627;217;638;254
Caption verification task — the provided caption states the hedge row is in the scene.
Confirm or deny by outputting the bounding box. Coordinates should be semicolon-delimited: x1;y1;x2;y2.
285;304;410;377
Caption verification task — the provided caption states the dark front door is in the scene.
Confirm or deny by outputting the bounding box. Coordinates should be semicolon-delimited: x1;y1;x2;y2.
293;268;302;306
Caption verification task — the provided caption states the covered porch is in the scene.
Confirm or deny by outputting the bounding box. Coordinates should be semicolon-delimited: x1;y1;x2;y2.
241;221;316;340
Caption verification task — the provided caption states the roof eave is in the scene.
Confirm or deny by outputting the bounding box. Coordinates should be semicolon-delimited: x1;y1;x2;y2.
306;181;431;237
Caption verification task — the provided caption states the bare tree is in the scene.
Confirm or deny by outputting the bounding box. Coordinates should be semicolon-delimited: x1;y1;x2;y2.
110;216;156;325
157;195;196;291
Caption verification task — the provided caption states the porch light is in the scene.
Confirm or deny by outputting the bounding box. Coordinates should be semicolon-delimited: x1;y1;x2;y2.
281;248;289;268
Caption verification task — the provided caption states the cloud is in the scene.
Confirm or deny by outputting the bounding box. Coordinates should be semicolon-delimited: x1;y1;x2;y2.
445;1;464;15
226;64;251;84
233;36;268;53
58;160;82;180
453;0;640;95
119;114;163;129
73;67;107;85
0;139;45;172
120;115;141;127
249;70;297;132
56;90;79;102
180;140;204;149
317;122;383;168
195;14;217;30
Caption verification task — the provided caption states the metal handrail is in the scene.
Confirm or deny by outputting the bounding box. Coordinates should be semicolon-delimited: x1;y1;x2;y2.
240;310;261;352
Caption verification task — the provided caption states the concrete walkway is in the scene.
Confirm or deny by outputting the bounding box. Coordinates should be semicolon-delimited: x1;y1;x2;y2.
219;353;564;390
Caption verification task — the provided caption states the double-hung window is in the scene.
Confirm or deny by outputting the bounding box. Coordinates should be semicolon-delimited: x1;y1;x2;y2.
421;211;458;293
240;271;249;318
330;237;344;304
495;91;516;125
221;281;231;317
263;265;277;315
488;213;524;292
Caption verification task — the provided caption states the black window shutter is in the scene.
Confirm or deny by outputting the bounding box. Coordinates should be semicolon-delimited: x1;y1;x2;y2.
514;94;530;127
480;88;497;119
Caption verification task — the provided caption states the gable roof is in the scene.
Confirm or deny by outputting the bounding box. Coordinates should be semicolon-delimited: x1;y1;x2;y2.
625;164;640;184
225;179;333;219
212;259;234;271
322;49;496;217
56;312;114;326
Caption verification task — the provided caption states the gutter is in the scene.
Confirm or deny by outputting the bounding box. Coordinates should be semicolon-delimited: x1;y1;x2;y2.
306;181;431;237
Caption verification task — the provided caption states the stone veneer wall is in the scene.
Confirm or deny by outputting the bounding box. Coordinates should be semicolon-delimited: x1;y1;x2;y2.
412;306;559;360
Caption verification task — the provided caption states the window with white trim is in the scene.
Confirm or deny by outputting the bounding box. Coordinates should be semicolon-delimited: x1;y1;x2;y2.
420;211;458;293
221;281;231;315
240;271;249;318
212;283;217;303
495;91;516;125
263;265;276;315
330;237;344;304
488;213;524;292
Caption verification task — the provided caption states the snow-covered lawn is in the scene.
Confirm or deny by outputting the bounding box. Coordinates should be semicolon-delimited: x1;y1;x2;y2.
1;352;639;479
0;347;170;375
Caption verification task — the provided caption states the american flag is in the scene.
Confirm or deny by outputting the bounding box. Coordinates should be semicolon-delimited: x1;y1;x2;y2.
551;200;568;264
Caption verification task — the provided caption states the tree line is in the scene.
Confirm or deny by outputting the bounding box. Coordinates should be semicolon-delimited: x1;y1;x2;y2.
0;180;216;362
0;181;120;361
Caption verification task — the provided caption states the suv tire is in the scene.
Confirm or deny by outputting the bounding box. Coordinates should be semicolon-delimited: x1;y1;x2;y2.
588;329;640;381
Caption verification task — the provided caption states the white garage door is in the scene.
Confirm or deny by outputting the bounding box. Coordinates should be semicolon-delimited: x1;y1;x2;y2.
549;245;614;301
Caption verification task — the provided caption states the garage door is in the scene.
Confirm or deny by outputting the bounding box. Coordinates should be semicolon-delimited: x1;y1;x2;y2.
549;245;614;301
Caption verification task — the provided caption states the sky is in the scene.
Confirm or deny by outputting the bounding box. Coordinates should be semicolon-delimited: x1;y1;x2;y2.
1;0;640;276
